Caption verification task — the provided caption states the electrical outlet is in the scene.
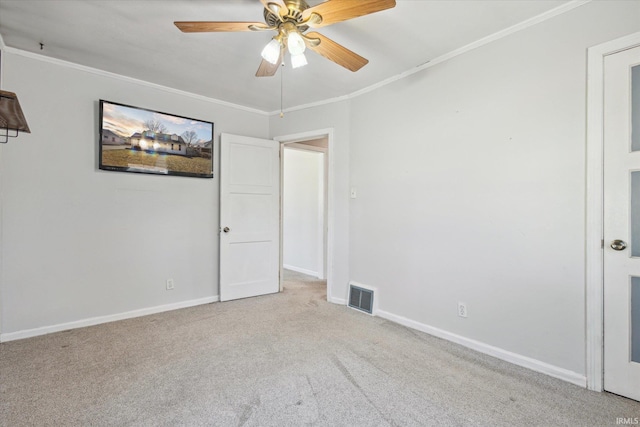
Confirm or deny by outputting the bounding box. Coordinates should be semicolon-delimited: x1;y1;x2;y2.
166;279;174;290
458;302;468;318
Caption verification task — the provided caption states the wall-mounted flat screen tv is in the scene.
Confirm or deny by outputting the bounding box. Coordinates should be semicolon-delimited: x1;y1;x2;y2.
99;100;214;178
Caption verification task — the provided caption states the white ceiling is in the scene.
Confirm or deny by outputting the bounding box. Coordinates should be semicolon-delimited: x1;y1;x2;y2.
0;0;569;112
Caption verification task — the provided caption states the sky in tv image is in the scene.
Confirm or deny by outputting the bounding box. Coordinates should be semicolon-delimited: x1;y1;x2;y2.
102;102;212;145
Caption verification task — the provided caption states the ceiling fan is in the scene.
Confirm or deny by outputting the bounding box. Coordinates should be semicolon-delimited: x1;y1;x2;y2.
175;0;396;77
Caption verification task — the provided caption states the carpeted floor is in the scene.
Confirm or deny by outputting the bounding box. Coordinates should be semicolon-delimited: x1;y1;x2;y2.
0;270;638;426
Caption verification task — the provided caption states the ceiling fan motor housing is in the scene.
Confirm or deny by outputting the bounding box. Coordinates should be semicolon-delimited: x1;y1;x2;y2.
264;0;311;32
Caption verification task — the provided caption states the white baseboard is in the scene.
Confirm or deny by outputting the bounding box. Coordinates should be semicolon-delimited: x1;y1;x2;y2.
0;296;219;342
330;297;347;305
283;264;319;278
1;294;586;388
376;309;587;388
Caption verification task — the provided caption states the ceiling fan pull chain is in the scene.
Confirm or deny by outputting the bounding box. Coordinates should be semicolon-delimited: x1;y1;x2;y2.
280;62;285;118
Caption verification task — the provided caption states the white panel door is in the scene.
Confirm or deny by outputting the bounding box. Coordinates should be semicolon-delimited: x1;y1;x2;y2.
220;133;280;301
603;45;640;401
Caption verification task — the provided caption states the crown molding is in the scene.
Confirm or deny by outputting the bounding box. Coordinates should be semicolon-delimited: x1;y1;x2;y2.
1;0;590;117
267;0;591;116
1;46;268;116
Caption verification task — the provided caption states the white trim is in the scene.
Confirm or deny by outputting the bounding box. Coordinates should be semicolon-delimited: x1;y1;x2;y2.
0;296;218;342
267;0;591;116
1;47;266;116
275;129;335;304
376;309;586;387
586;31;640;392
270;95;351;116
283;264;319;278
285;142;327;153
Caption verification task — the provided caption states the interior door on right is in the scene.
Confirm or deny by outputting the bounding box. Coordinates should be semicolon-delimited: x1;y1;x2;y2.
603;44;640;402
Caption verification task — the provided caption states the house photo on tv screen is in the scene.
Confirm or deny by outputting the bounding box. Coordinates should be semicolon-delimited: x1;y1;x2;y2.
99;100;214;178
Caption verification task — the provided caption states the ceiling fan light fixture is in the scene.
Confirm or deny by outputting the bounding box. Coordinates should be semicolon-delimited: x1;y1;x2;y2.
290;52;307;69
287;31;306;55
176;0;397;76
261;38;281;65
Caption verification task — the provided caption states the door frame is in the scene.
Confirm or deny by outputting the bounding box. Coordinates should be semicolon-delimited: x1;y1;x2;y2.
586;31;640;392
274;128;334;302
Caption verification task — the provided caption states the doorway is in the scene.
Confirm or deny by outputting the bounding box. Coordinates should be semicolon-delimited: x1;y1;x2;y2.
275;129;334;302
218;130;335;304
282;142;327;280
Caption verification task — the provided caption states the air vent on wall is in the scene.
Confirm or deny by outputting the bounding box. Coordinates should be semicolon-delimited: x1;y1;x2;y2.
349;284;374;314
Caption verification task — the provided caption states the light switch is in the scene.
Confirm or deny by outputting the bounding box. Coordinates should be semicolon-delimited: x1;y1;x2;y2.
350;188;357;199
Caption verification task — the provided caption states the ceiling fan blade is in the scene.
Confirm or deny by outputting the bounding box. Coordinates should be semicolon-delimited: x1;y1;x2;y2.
305;32;368;72
256;49;283;77
302;0;396;28
174;21;267;32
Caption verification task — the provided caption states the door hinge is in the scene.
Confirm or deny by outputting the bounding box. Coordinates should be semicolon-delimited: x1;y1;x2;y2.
601;239;604;249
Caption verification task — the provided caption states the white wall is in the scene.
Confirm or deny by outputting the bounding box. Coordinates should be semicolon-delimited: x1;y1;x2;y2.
0;51;268;336
283;148;323;277
347;0;640;377
269;101;351;303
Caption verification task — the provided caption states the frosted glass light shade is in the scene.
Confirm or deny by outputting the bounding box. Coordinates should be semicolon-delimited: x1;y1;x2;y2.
291;52;307;69
261;39;281;65
287;31;306;55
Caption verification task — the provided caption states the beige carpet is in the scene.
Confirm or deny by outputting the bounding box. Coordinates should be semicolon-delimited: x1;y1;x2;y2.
0;270;638;426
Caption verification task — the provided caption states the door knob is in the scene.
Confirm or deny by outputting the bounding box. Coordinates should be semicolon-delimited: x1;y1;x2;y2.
223;227;230;233
610;239;627;251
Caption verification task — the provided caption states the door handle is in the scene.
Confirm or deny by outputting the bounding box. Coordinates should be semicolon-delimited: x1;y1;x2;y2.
610;239;627;251
223;227;230;233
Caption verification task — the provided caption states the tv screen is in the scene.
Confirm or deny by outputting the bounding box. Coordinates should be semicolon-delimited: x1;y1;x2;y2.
99;100;214;178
